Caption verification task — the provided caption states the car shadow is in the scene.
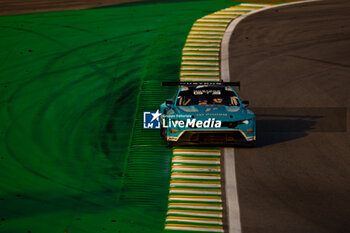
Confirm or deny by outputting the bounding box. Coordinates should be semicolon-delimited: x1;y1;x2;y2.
255;118;316;147
252;107;347;147
170;108;346;148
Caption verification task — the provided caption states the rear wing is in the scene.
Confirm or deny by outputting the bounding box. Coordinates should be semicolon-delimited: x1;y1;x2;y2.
162;81;240;90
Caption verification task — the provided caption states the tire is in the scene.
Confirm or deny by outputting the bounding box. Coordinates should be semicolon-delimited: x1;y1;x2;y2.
161;125;176;147
245;140;256;147
160;125;167;138
166;141;176;147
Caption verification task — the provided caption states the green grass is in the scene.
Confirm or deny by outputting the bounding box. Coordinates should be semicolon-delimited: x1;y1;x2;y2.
0;1;237;232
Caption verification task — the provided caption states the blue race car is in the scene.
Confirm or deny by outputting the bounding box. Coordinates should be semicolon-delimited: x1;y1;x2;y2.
160;82;256;146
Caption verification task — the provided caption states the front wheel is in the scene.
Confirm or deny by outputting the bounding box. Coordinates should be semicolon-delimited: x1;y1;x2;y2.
244;140;256;147
166;141;176;147
160;125;167;138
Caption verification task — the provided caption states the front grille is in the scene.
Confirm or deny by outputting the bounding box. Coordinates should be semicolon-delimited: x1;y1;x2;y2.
221;121;241;128
178;131;246;145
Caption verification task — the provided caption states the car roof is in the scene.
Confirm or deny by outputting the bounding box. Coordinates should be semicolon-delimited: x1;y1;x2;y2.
181;85;227;90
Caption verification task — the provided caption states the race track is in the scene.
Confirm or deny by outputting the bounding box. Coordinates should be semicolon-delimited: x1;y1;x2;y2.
1;0;349;232
228;0;350;232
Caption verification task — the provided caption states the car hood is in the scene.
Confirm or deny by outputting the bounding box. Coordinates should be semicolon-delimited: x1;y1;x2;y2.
173;105;254;121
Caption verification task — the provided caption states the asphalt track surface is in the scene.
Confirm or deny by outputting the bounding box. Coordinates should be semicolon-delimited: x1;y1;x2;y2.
228;0;350;232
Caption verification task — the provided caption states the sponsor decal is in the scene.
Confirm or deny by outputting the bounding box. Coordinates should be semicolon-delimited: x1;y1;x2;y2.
162;118;221;128
143;110;222;129
143;110;161;129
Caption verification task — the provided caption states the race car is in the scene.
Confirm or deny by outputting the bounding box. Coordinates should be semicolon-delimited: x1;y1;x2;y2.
159;81;256;146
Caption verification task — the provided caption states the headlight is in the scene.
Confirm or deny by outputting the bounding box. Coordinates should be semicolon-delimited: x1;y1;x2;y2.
242;120;249;124
246;128;254;133
170;129;179;134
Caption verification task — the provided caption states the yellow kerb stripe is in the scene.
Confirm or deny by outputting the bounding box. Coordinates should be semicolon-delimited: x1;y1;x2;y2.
165;223;223;229
172;173;220;176
172;165;221;168
171;180;221;184
173;149;220;153
167;216;223;222
169;202;222;207
169;195;221;199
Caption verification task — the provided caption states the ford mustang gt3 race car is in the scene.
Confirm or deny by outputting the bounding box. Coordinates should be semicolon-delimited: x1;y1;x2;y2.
160;82;256;146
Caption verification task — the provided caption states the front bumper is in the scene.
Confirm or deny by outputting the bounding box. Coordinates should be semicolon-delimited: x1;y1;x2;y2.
167;129;255;146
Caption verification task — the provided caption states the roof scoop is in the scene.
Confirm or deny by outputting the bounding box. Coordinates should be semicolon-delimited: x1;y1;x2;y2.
162;81;241;90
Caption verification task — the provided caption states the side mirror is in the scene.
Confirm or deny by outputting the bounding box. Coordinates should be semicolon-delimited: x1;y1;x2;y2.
242;100;249;107
166;99;173;105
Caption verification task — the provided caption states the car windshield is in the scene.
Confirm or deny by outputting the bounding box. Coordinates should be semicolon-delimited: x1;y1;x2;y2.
176;88;240;106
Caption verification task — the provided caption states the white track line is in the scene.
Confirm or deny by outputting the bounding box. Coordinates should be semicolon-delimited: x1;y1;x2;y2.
171;175;220;180
181;67;219;71
221;0;321;82
183;57;219;60
180;78;220;81
170;183;221;188
181;74;219;77
187;39;222;42
182;57;219;61
181;61;219;65
204;16;237;19
173;160;220;164
190;31;225;35
193;24;227;27
222;148;241;233
172;168;221;172
220;9;245;12
192;27;226;31
172;164;220;166
171;172;221;176
240;3;272;7
180;71;219;75
228;6;262;10
220;2;321;233
188;35;224;39
183;50;219;53
185;43;221;47
197;19;232;23
183;48;221;51
214;12;243;15
173;158;220;162
169;197;222;202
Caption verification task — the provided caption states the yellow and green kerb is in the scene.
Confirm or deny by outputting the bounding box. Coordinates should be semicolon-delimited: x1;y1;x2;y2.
165;148;224;232
166;3;274;233
180;3;273;82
